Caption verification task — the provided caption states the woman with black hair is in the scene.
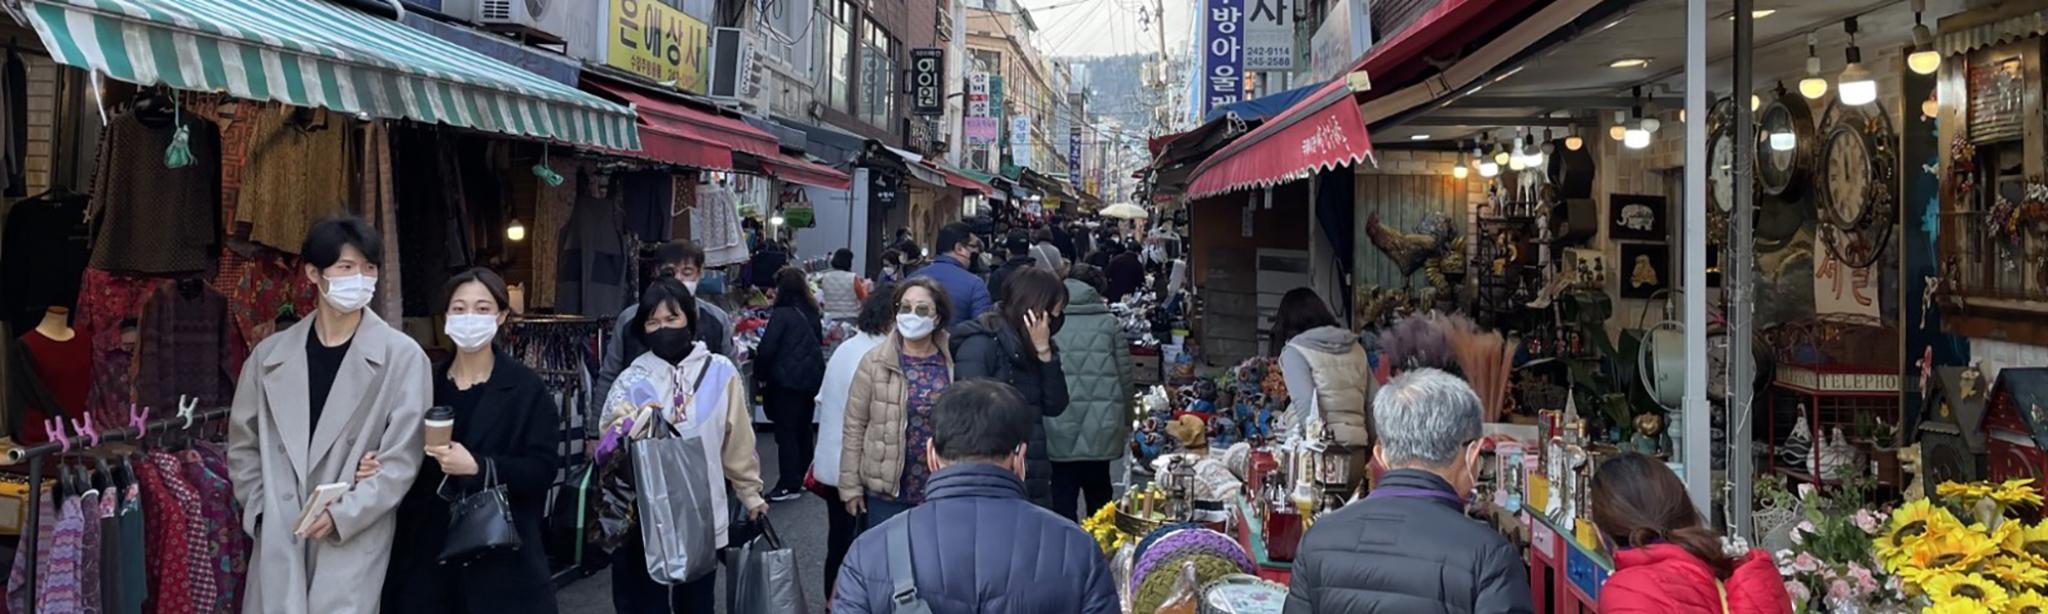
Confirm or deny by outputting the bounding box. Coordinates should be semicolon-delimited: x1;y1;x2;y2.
818;248;866;322
756;266;827;502
596;278;767;613
1272;288;1372;484
383;268;561;614
950;267;1070;510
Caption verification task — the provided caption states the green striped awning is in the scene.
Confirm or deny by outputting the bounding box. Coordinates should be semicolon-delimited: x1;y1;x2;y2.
22;0;640;151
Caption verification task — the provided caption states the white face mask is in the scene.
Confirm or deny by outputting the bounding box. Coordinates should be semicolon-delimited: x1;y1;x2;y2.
443;313;499;352
682;279;700;295
323;274;378;313
896;313;935;340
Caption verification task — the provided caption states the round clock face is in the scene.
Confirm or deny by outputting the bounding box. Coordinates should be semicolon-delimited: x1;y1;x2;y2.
1760;106;1797;190
1710;132;1734;212
1825;129;1871;225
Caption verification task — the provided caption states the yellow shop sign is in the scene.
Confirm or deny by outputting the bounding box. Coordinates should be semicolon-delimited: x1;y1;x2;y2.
608;0;709;94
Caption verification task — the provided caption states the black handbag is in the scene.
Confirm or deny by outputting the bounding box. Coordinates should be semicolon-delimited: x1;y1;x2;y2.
438;459;523;564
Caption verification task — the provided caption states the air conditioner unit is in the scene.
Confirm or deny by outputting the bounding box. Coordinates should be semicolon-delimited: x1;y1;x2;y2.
708;27;762;108
463;0;569;44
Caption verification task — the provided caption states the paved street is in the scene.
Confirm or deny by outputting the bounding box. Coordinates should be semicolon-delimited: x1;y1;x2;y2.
556;433;1125;613
557;435;836;614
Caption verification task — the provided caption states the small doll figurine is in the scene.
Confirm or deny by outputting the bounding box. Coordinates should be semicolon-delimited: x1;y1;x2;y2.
1208;414;1240;448
1133;417;1166;465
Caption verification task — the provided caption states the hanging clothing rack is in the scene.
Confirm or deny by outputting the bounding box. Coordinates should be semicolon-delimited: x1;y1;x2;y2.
6;403;231;610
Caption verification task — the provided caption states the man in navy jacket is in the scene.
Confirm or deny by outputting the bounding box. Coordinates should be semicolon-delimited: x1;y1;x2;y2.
913;222;992;324
832;380;1118;614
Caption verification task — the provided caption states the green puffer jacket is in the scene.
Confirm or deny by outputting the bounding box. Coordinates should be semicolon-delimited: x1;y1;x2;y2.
1047;279;1134;461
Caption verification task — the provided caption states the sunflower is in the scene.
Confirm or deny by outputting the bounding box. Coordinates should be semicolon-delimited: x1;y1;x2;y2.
2013;520;2048;568
1996;479;2047;508
1944;481;1998;503
1989;556;2048;589
1927;599;1997;614
1882;499;1961;570
1905;525;2004;575
2008;590;2048;614
1925;572;2012;611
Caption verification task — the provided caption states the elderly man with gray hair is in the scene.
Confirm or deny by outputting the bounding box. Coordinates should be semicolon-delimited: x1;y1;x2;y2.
1282;368;1535;614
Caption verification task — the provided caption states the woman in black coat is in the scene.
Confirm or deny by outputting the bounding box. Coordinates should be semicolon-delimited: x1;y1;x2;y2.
754;266;826;502
383;268;561;614
950;266;1070;510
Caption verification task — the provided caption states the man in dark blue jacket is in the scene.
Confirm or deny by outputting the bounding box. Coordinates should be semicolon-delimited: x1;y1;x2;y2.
913;222;993;324
1285;369;1535;614
832;380;1117;614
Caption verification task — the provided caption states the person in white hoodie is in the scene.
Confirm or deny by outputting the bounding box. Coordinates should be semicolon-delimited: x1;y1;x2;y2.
810;285;897;597
596;278;767;614
1272;288;1373;489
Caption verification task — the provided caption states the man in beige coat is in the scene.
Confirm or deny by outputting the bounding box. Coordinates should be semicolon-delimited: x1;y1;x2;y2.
229;217;430;614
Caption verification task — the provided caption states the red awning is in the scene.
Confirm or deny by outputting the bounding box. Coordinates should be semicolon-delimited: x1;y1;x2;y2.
586;78;783;160
754;152;852;190
1183;0;1530;199
632;123;733;170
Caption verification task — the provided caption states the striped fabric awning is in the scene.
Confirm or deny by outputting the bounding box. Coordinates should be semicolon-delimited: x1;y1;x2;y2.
21;0;639;151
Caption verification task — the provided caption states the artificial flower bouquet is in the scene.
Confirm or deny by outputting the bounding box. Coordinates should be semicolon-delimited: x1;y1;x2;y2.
1875;479;2048;613
1767;473;1908;613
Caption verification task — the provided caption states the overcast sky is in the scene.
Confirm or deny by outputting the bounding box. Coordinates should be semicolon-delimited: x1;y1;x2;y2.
1021;0;1194;59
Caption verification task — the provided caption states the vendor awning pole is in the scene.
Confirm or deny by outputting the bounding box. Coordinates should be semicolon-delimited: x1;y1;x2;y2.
1728;0;1758;539
1682;0;1711;515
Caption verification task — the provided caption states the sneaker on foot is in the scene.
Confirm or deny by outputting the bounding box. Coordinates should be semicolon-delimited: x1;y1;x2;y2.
766;486;803;502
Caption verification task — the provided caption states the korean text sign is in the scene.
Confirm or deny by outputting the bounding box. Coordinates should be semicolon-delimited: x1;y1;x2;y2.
610;0;710;94
1204;0;1244;114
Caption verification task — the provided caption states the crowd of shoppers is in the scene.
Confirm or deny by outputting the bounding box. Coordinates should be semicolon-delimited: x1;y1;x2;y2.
215;213;1790;614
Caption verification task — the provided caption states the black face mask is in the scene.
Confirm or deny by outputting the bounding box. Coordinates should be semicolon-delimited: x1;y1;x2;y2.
1050;313;1066;335
647;328;695;363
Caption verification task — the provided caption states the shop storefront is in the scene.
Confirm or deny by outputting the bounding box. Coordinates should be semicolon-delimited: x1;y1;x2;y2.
1112;0;2048;610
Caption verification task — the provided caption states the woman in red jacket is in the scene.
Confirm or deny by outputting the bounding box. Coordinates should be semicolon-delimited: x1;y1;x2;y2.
1592;453;1793;614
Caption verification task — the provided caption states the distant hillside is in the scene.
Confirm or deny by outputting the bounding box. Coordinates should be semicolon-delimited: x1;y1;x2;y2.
1062;53;1155;139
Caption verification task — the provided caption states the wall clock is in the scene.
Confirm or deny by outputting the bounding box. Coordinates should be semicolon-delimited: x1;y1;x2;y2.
1757;91;1817;198
1816;101;1897;269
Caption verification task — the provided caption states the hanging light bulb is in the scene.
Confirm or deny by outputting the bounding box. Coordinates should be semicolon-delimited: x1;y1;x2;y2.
1469;145;1484;169
1641;117;1662;134
1540;128;1556;155
1493;140;1511;166
1678;109;1686;122
1798;32;1829;99
1624;125;1652;149
1522;134;1545;167
1479;160;1500;177
1922;94;1941;119
1623;101;1650;149
1838;18;1878;105
1907;0;1940;75
1609;111;1628;141
1508;155;1527;172
1750;95;1761;112
1453;164;1469;179
506;218;527;242
1564;122;1584;151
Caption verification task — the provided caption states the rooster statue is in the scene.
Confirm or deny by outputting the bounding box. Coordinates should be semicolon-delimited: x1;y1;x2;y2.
1366;211;1458;277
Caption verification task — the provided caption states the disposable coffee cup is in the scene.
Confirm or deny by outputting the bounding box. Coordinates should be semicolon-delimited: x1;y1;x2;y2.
424;406;455;448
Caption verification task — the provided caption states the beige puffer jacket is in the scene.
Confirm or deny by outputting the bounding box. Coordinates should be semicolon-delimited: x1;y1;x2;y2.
839;331;954;502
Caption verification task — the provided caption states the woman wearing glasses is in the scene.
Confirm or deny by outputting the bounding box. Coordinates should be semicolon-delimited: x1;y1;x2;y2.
838;278;957;528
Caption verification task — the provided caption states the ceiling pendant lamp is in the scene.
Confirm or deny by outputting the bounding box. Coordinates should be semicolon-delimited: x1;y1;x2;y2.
1453;141;1470;179
1469;144;1485;170
1623;88;1651;150
1492;135;1511;166
1838;18;1878;106
1798;32;1829;99
1907;0;1941;75
1565;122;1585;151
1609;110;1628;141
